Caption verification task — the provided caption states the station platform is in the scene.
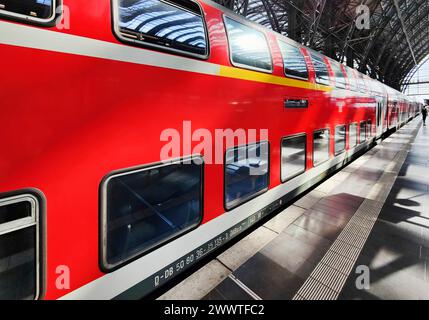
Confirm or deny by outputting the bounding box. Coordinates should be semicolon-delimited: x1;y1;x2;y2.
158;118;429;300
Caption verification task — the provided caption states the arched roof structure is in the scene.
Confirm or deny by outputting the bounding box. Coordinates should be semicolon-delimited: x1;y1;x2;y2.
213;0;429;91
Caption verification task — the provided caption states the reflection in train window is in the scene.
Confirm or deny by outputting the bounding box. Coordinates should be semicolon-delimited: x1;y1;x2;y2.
278;42;308;80
313;129;330;166
0;0;55;21
224;17;272;72
310;52;330;86
0;194;39;300
367;120;372;138
331;62;346;89
357;73;367;92
349;123;358;148
281;134;306;182
101;157;204;270
225;142;269;210
346;68;357;91
335;125;346;155
360;121;366;143
115;0;208;58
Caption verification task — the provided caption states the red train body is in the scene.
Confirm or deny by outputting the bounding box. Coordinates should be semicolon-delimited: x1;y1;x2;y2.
0;0;421;300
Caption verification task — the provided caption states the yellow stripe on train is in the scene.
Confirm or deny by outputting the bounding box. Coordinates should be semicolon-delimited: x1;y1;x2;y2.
219;65;333;92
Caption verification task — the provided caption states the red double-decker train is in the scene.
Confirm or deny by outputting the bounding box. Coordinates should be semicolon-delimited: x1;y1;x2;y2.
0;0;420;299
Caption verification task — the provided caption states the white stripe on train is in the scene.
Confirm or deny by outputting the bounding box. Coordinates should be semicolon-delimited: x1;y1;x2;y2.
60;142;370;300
0;21;221;76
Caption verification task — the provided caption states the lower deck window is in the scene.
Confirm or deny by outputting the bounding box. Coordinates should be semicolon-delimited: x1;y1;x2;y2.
225;142;269;210
281;134;306;182
101;157;204;271
334;125;346;155
0;0;56;22
313;129;330;166
349;123;357;148
367;120;372;138
0;194;40;300
360;121;366;143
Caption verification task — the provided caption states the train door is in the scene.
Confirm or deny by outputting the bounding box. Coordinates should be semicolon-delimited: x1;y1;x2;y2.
383;97;388;133
376;96;387;138
393;101;398;128
376;100;380;137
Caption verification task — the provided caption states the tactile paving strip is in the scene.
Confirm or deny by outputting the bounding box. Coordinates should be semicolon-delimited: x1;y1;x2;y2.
293;122;421;301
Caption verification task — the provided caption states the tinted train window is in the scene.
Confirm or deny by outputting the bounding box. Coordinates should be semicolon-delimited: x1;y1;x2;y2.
357;73;366;92
313;129;330;166
281;134;306;182
278;42;308;80
0;194;40;300
349;123;358;148
0;0;55;21
346;68;357;91
335;125;346;155
331;62;346;89
310;52;330;86
101;157;203;270
225;142;269;210
367;120;372;138
115;0;208;58
360;121;366;143
224;17;272;72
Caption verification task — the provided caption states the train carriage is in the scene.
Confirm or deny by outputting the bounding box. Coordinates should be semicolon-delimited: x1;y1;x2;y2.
0;0;419;300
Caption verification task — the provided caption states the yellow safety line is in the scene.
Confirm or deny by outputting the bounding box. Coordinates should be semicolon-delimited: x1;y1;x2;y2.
219;65;333;92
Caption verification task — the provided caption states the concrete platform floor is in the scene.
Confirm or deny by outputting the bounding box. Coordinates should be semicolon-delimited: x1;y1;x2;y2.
158;117;428;300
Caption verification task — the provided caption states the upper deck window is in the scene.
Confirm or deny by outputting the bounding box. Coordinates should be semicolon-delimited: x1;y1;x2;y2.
114;0;209;58
0;0;56;23
356;72;367;92
278;41;308;80
224;16;272;73
331;62;346;89
346;68;357;91
310;52;330;86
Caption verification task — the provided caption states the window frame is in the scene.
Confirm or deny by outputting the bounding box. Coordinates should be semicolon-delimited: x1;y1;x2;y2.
334;125;347;155
359;121;366;143
224;141;270;211
99;155;205;272
309;51;331;86
367;119;372;138
0;189;44;300
223;14;273;74
349;122;358;149
280;133;307;183
111;0;210;60
0;0;59;26
330;61;346;89
312;128;331;167
277;40;309;81
356;72;367;93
